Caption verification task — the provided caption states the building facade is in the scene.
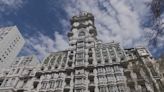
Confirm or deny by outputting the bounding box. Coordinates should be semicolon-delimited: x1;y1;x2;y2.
0;55;39;92
0;12;163;92
0;26;25;72
33;12;164;92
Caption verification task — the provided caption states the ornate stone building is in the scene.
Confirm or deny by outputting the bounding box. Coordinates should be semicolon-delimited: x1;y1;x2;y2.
0;55;39;92
0;12;163;92
33;12;164;92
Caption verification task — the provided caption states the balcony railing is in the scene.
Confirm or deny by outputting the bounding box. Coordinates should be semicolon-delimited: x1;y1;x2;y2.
97;72;105;76
77;43;85;47
75;73;86;78
87;63;95;68
75;62;85;68
76;49;85;53
88;72;94;77
66;66;74;71
64;84;71;90
98;82;107;86
76;56;84;60
74;83;86;89
127;78;135;85
65;75;71;80
88;82;95;88
55;87;62;91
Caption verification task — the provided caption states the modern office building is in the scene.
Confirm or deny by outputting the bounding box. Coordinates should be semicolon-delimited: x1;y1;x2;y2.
0;26;25;72
0;12;163;92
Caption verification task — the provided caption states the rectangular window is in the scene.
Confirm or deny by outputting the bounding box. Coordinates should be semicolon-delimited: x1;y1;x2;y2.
16;68;20;74
41;82;47;89
3;79;9;87
76;89;82;92
49;81;55;88
99;87;107;92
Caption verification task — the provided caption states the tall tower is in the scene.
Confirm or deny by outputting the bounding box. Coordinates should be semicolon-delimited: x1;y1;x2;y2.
67;12;127;92
68;12;98;92
0;26;25;72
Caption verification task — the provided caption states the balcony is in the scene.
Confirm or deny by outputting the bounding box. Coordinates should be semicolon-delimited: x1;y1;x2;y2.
86;43;94;48
105;71;114;75
153;76;160;80
77;43;85;48
88;72;94;78
137;77;145;85
74;83;86;89
75;73;86;78
77;37;85;42
127;78;135;85
86;38;95;42
76;56;84;61
97;63;104;67
64;85;70;90
75;63;85;68
65;75;71;81
66;66;74;71
55;87;62;91
116;80;125;84
87;63;95;68
76;49;85;53
69;39;76;45
98;82;107;87
97;72;105;76
39;88;47;91
124;69;131;75
88;82;95;88
20;74;32;80
126;55;137;61
0;86;16;92
68;46;76;50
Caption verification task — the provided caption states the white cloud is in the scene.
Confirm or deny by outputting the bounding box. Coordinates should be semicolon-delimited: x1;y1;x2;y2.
0;0;25;26
0;0;24;12
63;0;151;48
21;0;164;59
22;32;69;60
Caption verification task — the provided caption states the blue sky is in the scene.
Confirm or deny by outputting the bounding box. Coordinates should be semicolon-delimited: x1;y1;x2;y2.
0;0;163;60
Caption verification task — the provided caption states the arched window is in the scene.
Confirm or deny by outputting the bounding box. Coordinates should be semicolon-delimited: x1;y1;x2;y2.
78;31;85;36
